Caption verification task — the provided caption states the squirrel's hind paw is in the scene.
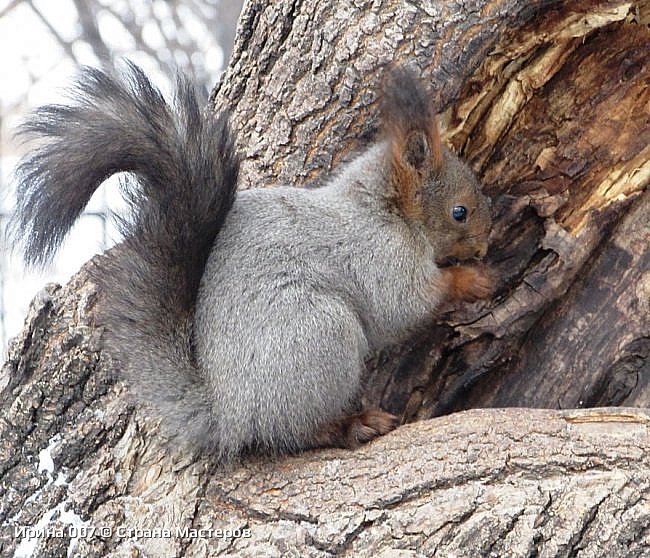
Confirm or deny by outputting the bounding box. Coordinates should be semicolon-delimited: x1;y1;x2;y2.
313;410;399;449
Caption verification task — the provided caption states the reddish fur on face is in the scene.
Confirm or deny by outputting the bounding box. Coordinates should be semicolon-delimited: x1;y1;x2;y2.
440;264;495;302
382;67;443;221
313;410;400;449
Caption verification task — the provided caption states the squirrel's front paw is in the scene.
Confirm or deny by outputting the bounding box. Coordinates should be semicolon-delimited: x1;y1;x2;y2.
441;264;495;302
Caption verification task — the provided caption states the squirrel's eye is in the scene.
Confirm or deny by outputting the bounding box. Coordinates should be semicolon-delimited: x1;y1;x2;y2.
452;205;467;222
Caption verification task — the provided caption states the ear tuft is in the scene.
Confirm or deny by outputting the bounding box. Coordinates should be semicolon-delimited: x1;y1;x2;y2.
381;66;442;219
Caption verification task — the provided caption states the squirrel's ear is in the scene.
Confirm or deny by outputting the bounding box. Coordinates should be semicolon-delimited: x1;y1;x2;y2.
382;67;443;219
402;129;431;171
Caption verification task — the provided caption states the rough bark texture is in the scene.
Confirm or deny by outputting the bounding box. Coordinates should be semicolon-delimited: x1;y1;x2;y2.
1;0;649;557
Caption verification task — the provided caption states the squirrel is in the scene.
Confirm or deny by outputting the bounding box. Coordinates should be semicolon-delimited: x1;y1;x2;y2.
11;63;493;462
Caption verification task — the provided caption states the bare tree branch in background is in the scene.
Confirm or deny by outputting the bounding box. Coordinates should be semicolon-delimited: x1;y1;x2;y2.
6;0;245;87
25;0;79;64
72;0;113;66
98;2;173;69
0;0;21;19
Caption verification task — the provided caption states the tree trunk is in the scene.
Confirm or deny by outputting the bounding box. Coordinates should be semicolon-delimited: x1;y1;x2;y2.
1;1;648;557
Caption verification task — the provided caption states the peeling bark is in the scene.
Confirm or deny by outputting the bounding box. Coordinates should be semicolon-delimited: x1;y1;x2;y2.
1;0;649;556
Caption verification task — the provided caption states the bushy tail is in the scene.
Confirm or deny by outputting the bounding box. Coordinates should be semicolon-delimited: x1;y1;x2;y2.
11;63;239;453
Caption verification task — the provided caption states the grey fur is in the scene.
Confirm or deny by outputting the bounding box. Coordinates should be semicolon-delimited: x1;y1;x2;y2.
12;64;491;462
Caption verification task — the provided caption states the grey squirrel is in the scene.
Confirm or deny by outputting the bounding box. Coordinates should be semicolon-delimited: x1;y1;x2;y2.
11;63;493;462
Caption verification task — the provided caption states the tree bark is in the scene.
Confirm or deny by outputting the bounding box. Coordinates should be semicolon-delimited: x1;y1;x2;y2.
1;1;648;557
